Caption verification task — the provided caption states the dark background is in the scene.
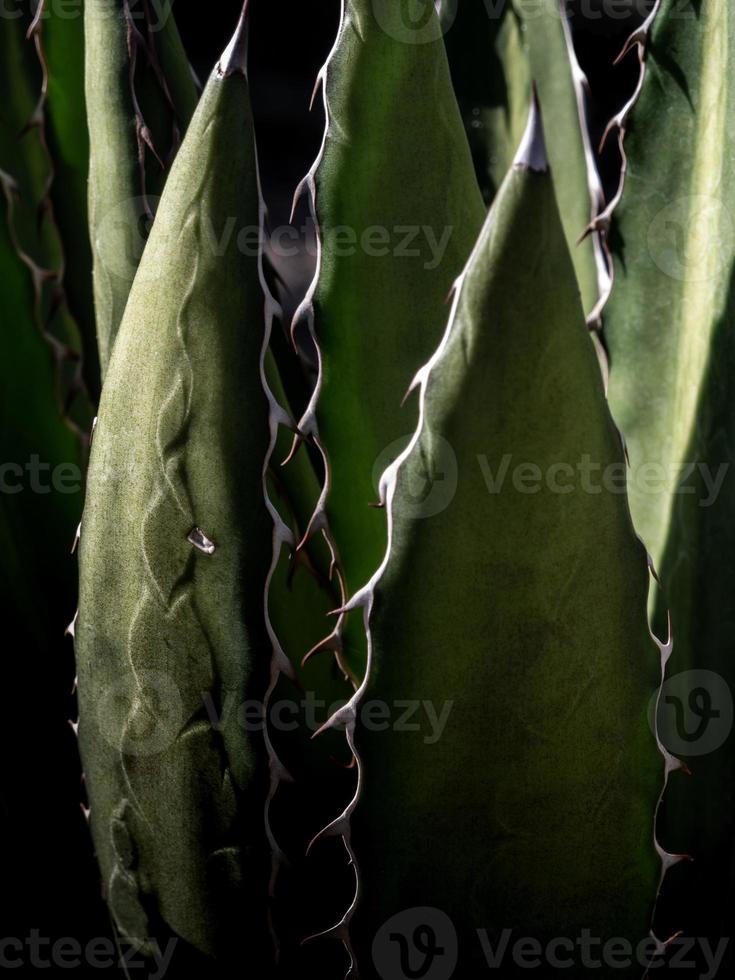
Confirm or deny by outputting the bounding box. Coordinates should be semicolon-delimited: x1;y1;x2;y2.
0;0;655;972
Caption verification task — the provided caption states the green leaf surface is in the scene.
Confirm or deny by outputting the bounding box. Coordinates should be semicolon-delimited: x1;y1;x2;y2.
340;108;661;976
85;0;198;374
305;0;486;676
76;45;273;967
40;4;101;398
603;0;735;952
0;11;89;599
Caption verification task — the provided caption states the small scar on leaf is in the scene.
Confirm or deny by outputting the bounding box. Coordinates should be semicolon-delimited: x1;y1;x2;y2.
187;527;217;555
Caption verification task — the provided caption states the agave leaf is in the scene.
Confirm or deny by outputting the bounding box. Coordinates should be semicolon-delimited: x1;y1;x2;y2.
76;18;274;966
601;0;735;953
325;106;663;975
85;0;198;374
0;10;87;396
35;2;100;398
0;12;90;513
441;0;602;315
301;0;486;677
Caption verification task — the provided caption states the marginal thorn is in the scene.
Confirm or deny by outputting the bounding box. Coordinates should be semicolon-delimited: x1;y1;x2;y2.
615;27;646;65
218;0;250;77
598;117;619;155
309;70;324;112
65;611;78;639
281;432;303;467
290;177;309;225
302;631;342;668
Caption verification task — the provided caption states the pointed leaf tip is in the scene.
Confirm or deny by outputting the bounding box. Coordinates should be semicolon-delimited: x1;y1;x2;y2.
219;1;250;77
513;86;549;174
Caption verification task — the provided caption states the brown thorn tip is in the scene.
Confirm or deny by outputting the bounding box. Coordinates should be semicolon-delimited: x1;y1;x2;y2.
281;433;303;467
301;638;334;667
598;119;618;155
308;72;323;113
614;28;644;66
576;224;594;246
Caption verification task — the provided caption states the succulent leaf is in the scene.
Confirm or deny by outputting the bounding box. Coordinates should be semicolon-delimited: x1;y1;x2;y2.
326;105;664;975
85;0;198;374
36;1;101;398
76;35;273;966
300;0;486;677
601;0;735;953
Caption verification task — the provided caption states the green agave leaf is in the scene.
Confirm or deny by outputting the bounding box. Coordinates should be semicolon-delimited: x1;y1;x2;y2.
300;0;486;677
320;106;663;976
76;20;274;966
0;10;88;406
35;2;100;398
441;0;602;315
85;0;198;374
0;11;89;559
601;0;735;953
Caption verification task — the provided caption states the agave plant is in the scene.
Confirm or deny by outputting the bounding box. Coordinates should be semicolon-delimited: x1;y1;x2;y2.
1;0;733;977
